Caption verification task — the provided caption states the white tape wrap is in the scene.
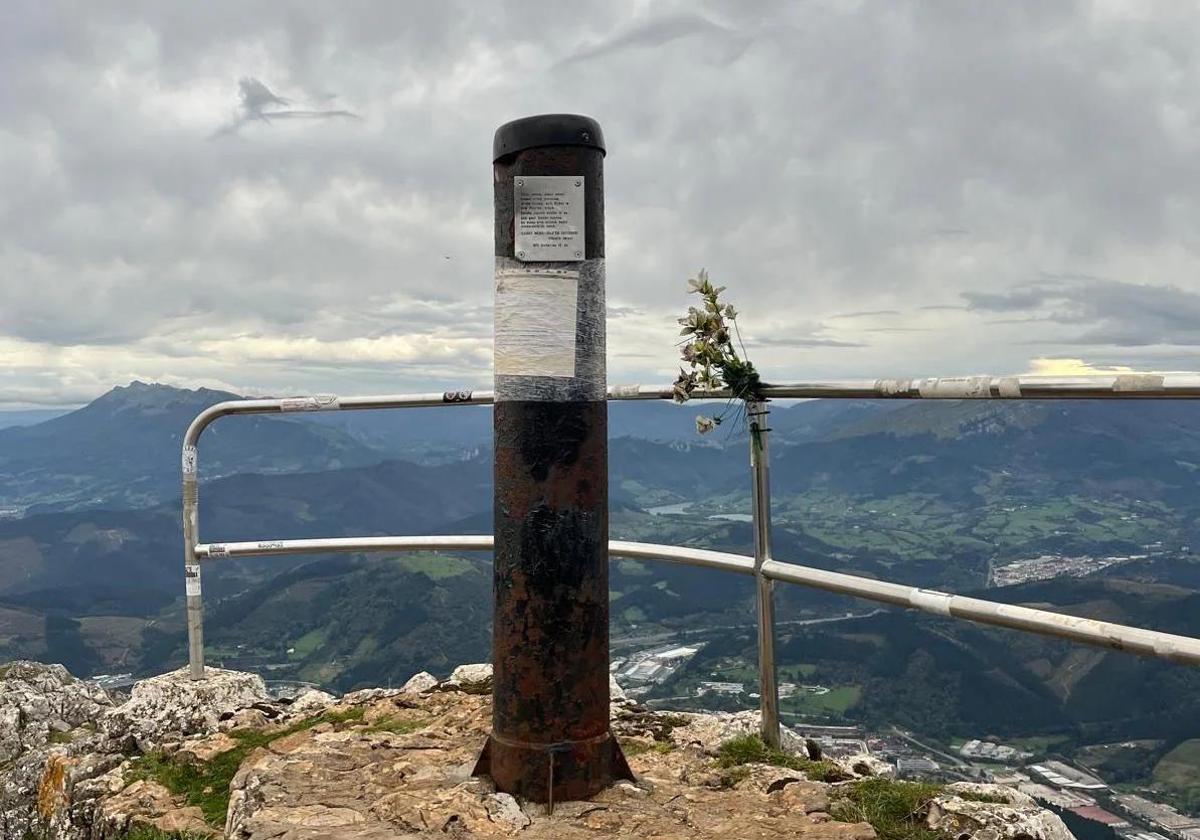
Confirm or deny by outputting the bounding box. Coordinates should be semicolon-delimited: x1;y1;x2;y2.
207;544;229;558
909;589;954;616
1113;374;1165;392
1153;638;1178;661
185;564;201;597
495;266;579;378
182;445;197;476
997;377;1022;398
280;395;340;412
494;256;605;402
918;377;992;399
609;384;641;399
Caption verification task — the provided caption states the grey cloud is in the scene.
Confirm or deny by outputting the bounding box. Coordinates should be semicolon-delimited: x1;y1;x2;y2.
965;278;1200;348
1059;281;1200;347
962;289;1052;312
556;12;753;67
210;77;360;138
5;1;1200;406
831;310;901;319
755;336;866;349
606;305;641;319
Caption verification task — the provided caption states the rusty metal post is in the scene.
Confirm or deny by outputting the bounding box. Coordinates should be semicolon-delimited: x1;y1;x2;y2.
475;114;631;803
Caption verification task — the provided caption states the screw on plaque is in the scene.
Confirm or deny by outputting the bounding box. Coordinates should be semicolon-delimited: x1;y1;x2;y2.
575;180;581;187
517;179;524;186
517;250;525;258
575;251;582;258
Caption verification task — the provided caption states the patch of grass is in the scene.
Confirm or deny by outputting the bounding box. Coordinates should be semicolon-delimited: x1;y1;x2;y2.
780;663;818;679
393;553;474;580
620;738;675;758
782;684;862;716
125;705;369;827
364;716;427;735
657;713;690;728
320;706;366;725
715;734;846;782
830;777;945;840
117;827;207;839
718;764;753;788
1005;734;1069;754
290;627;328;658
1154;738;1200;787
615;559;653;577
47;730;74;744
956;791;1008;804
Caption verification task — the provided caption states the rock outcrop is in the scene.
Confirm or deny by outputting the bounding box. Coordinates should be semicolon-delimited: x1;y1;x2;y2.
105;666;273;748
0;661;114;763
0;661;118;839
927;783;1074;840
0;661;1074;840
441;663;493;695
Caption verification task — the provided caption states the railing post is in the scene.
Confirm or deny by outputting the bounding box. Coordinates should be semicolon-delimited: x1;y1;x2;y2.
476;113;631;803
182;444;205;679
748;398;781;748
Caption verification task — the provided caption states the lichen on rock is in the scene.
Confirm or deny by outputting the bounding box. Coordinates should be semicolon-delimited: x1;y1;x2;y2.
104;666;274;748
0;660;114;764
927;783;1073;840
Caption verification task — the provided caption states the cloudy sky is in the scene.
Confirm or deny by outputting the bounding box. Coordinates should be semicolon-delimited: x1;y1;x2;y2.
3;1;1199;407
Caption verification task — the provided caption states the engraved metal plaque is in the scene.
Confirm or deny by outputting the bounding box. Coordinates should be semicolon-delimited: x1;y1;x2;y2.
514;175;584;262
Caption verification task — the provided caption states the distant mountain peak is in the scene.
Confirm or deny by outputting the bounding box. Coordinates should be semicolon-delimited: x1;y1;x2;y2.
121;379;175;394
90;381;242;413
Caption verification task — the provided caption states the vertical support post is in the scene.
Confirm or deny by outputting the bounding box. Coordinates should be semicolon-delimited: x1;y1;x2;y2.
748;399;781;748
475;114;631;802
182;443;205;679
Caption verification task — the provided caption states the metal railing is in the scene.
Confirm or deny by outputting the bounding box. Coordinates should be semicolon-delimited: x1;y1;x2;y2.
181;375;1200;748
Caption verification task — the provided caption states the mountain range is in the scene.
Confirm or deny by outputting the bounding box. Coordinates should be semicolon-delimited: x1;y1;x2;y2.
1;380;1199;802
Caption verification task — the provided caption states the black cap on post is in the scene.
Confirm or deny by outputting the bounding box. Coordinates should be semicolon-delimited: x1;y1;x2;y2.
474;114;631;804
492;113;606;162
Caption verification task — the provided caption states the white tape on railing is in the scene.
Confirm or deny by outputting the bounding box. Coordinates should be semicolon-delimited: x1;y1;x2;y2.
909;589;954;616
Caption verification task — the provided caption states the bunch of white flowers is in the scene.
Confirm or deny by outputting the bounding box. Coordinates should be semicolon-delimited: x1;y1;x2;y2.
672;269;763;436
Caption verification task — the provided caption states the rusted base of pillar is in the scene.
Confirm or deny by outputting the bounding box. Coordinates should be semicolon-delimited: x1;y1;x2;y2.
473;730;633;805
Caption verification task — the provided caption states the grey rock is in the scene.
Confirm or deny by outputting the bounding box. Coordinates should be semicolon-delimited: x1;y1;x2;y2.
836;753;895;778
105;666;270;747
288;689;337;715
485;792;531;830
442;663;493;694
943;782;1037;807
0;661;113;763
0;661;115;839
401;671;438;693
927;789;1073;840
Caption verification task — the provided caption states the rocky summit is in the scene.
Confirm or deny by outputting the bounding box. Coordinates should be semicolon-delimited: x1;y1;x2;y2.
0;660;1074;840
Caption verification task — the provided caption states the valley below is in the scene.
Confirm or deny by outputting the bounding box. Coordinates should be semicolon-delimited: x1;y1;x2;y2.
3;382;1200;826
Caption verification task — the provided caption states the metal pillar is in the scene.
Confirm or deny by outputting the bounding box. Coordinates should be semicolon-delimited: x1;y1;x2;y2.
748;399;781;747
475;114;631;803
183;444;204;679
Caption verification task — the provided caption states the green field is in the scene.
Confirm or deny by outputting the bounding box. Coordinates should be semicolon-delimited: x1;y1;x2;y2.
782;684;862;716
392;554;475;580
1005;735;1070;754
1155;740;1200;790
290;627;327;658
